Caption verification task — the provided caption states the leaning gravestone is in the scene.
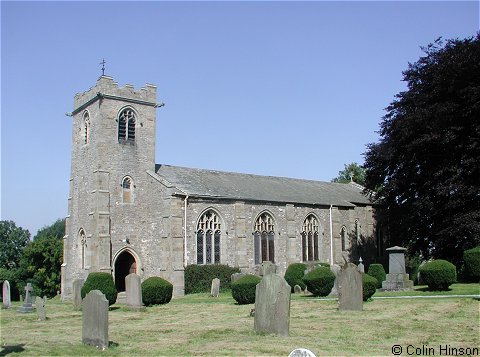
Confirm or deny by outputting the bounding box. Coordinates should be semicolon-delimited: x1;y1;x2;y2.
210;278;220;297
254;274;291;336
17;283;34;313
381;246;414;290
73;278;85;310
337;263;363;311
125;273;145;310
82;290;109;350
260;261;277;276
35;296;46;321
2;280;11;309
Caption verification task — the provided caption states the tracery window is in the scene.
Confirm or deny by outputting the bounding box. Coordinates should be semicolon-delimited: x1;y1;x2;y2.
122;176;134;203
340;226;347;251
254;212;275;264
118;108;136;142
302;214;319;261
79;228;87;269
83;111;90;144
196;210;221;265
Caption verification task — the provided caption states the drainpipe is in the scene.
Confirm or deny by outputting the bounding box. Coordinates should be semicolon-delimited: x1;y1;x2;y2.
329;205;334;265
184;195;189;268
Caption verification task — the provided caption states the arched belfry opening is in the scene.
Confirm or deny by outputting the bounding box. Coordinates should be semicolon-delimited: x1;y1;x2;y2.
114;250;137;292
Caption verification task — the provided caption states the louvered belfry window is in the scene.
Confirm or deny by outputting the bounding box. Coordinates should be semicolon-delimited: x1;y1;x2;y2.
118;109;136;142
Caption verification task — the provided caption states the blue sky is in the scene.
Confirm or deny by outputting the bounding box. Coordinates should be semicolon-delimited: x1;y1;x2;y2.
1;1;478;236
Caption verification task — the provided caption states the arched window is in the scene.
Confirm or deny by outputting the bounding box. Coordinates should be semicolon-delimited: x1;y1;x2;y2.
122;176;134;203
254;212;275;264
83;111;90;144
302;214;319;261
340;226;347;252
355;219;360;243
79;229;87;269
196;210;221;265
118;108;136;142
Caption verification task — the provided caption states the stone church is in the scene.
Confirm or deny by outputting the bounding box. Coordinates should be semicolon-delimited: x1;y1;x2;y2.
61;76;376;299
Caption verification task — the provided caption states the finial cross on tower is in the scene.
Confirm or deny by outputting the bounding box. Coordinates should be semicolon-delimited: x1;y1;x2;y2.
100;59;106;76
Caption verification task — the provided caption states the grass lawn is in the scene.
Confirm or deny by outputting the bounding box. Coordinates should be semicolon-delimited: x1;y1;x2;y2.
374;283;480;297
1;287;479;356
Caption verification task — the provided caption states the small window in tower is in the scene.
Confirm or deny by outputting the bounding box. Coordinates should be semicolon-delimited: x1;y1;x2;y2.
122;176;134;203
118;108;135;143
83;111;90;144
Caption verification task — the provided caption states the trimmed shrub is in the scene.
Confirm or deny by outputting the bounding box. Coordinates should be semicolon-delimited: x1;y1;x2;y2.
463;247;480;282
81;272;117;306
231;274;261;305
367;264;386;288
362;273;378;301
419;259;457;290
184;264;241;294
302;267;335;297
284;263;307;292
141;277;173;306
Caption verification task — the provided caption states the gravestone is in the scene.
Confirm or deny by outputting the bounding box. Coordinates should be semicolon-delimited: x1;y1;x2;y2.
35;296;46;321
260;261;277;276
17;283;34;313
288;348;317;357
73;279;85;310
231;273;245;283
381;246;414;290
2;280;11;309
210;278;220;297
254;274;291;336
357;257;365;273
125;273;145;310
293;285;302;294
337;263;363;311
328;264;341;297
82;290;109;350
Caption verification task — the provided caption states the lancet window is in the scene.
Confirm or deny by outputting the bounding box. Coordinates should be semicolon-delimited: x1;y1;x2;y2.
196;210;221;265
253;212;275;264
340;226;347;251
302;214;319;261
82;111;90;144
79;228;87;269
122;176;134;204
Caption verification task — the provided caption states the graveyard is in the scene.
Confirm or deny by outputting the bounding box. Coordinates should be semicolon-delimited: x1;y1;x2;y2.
1;283;478;356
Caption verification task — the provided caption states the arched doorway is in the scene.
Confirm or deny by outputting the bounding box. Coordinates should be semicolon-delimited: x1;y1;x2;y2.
114;250;137;292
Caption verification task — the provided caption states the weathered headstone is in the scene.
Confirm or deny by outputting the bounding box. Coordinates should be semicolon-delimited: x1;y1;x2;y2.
231;272;245;283
17;283;34;313
337;263;363;311
288;348;317;357
328;264;341;297
82;290;109;350
381;246;414;290
73;279;85;310
260;261;277;276
125;273;145;310
293;284;302;294
254;274;291;336
210;278;220;297
2;280;11;309
357;257;365;273
35;296;46;321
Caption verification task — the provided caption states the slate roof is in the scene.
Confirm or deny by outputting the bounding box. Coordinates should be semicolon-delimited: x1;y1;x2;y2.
154;164;372;208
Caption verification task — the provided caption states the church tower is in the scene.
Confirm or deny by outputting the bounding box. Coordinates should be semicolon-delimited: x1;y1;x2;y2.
61;76;161;299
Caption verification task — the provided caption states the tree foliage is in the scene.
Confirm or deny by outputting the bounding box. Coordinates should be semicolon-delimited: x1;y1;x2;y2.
0;220;30;270
364;35;480;266
18;219;64;297
332;162;366;186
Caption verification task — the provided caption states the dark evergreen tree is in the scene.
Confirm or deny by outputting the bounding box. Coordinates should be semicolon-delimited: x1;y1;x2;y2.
364;35;480;266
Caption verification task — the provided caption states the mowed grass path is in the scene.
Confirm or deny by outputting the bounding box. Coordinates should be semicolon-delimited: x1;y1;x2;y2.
1;284;479;356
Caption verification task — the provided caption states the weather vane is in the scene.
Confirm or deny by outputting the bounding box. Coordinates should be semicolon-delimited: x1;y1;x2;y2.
100;59;106;76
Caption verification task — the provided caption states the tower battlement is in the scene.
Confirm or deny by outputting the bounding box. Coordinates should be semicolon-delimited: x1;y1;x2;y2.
73;76;158;113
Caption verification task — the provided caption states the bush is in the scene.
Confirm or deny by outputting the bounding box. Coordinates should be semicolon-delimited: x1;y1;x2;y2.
231;274;261;305
302;267;335;297
362;273;378;301
184;265;241;294
366;264;386;288
463;247;480;282
284;263;307;292
141;277;173;306
81;272;117;306
419;259;457;290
